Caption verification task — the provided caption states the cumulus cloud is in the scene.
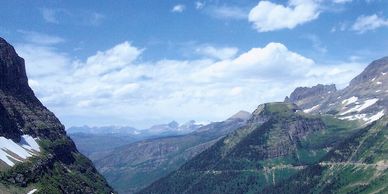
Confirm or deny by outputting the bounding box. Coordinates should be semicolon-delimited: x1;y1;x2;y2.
16;38;365;128
172;4;186;13
351;14;388;33
248;0;320;32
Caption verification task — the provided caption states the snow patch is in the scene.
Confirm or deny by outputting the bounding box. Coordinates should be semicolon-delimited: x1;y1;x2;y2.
382;72;387;76
340;98;379;115
368;110;385;123
376;90;381;93
20;135;40;152
371;77;376;82
0;135;40;166
376;81;382;85
342;96;358;106
27;189;38;194
339;110;384;124
303;105;320;113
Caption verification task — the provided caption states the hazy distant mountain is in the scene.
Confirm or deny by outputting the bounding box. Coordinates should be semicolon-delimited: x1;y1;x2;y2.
94;111;251;193
141;57;388;194
67;125;138;134
68;120;206;136
69;120;208;162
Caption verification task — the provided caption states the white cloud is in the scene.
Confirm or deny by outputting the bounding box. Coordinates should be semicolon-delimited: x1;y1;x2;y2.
210;6;247;20
248;0;320;32
196;46;238;60
351;14;388;33
17;39;365;128
172;4;186;13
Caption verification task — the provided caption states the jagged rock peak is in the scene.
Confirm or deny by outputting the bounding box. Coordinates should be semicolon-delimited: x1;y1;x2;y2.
286;84;337;103
0;37;30;92
349;56;388;86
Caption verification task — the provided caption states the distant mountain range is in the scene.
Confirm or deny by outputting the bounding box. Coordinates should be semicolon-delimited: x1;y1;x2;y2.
140;57;388;194
70;111;251;193
68;120;208;136
68;120;211;163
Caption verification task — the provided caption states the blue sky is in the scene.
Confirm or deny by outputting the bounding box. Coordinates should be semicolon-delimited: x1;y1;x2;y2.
1;0;388;128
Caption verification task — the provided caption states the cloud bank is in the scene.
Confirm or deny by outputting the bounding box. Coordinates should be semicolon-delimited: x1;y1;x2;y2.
17;34;365;128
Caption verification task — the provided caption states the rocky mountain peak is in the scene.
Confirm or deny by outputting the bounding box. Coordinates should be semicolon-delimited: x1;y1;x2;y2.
0;37;30;93
349;56;388;87
282;56;388;124
286;84;337;104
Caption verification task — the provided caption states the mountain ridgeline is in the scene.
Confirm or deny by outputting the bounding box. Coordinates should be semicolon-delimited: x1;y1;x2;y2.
140;57;388;194
93;111;251;193
0;37;114;193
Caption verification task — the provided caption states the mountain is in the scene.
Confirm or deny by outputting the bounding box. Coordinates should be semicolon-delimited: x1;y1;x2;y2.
69;133;139;161
67;125;138;134
287;57;388;123
68;120;206;161
68;120;205;136
94;111;250;193
140;57;388;194
0;37;114;193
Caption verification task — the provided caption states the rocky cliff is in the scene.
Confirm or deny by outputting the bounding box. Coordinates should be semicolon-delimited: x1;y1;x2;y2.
0;37;114;193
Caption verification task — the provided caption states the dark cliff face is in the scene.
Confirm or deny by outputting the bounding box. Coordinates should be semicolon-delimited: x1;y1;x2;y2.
0;37;114;193
0;37;29;92
0;37;64;142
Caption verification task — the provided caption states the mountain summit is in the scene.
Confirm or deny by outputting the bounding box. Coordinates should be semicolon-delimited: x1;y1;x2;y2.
0;37;114;193
286;56;388;124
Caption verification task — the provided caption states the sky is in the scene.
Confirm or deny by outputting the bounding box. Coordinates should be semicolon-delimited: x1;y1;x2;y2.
0;0;388;129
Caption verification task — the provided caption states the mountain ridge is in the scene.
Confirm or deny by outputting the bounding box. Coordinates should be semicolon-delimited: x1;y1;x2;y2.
140;57;388;194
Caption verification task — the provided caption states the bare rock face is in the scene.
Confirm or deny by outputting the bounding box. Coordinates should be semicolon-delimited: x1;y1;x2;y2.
0;37;64;142
0;37;29;92
285;84;337;109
